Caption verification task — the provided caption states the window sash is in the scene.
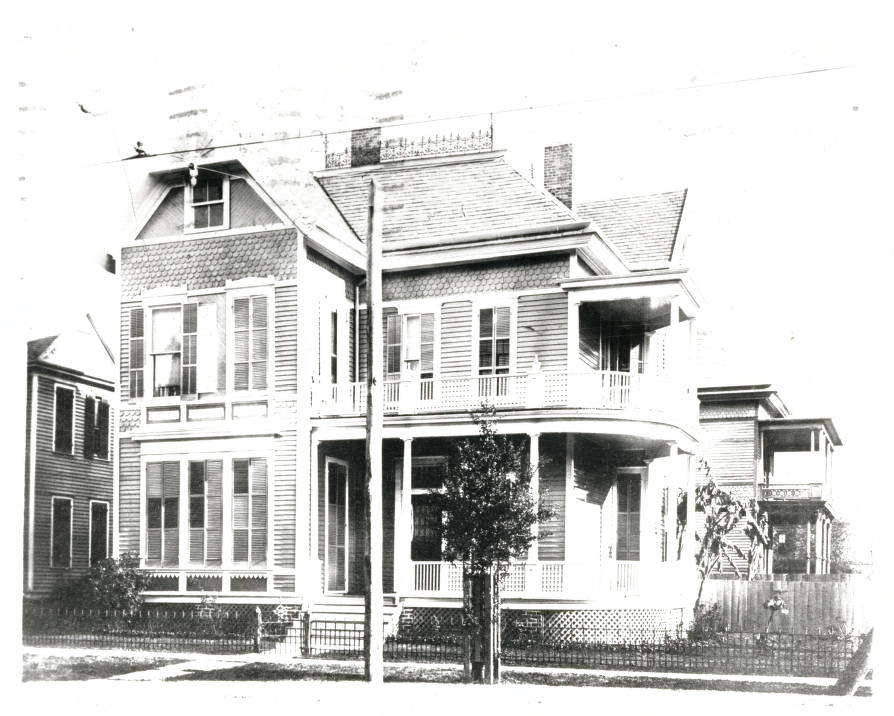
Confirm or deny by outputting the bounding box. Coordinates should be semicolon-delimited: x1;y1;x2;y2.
90;501;109;565
616;475;641;561
478;307;511;376
146;462;180;566
54;386;74;453
51;497;72;569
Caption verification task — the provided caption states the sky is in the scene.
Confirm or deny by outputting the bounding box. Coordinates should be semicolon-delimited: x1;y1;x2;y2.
6;0;892;558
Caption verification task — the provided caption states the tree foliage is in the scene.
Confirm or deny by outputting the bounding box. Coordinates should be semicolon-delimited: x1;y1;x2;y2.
693;459;769;611
50;553;148;614
434;406;553;575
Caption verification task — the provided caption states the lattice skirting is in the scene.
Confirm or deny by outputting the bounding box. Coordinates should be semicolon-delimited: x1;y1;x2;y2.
399;607;686;644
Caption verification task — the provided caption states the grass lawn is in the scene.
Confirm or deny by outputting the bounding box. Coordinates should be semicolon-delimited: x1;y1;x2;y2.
23;653;186;682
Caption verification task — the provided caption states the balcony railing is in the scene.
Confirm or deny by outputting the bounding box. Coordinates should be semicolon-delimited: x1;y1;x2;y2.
408;560;646;598
760;483;828;501
311;370;693;422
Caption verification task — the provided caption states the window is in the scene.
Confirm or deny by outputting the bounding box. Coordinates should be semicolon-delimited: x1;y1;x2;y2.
616;474;641;561
478;307;511;397
410;458;446;561
151;306;183;397
233;296;268;391
188;460;223;565
83;397;110;460
330;311;338;383
232;458;267;565
385;312;402;378
146;461;179;566
384;311;434;381
129;308;144;398
188;174;228;231
89;501;109;565
50;496;72;568
54;386;74;453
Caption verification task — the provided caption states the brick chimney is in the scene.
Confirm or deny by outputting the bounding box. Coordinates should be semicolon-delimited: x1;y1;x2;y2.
351;126;382;167
544;144;573;209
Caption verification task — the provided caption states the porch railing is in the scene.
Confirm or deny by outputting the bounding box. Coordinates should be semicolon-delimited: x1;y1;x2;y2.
760;483;827;501
311;370;692;421
409;560;645;597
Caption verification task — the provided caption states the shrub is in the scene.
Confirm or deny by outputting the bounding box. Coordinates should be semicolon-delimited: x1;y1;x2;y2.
687;602;727;642
50;553;148;615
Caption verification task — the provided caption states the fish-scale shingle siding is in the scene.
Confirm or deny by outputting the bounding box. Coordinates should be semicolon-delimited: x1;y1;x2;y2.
121;229;298;299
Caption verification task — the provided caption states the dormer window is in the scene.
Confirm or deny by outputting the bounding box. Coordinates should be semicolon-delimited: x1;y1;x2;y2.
186;172;229;232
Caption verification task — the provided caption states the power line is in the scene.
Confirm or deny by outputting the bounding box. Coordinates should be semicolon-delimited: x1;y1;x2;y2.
98;64;848;165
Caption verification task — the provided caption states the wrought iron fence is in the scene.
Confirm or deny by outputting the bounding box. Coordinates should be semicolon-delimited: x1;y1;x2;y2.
22;603;863;678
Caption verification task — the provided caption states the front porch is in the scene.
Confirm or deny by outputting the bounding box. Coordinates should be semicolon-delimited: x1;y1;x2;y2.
309;431;696;607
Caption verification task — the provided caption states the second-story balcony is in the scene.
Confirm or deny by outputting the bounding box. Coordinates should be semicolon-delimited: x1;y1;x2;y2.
311;369;695;427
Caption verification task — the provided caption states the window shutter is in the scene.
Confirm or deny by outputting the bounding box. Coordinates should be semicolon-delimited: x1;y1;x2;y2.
250;458;268;565
234;298;250;390
251;296;268;390
83;396;95;458
129;308;144;399
162;461;179;566
96;400;109;460
188;461;205;563
205;459;223;565
197;303;219;393
233;459;249;562
51;499;72;568
182;303;198;395
385;310;401;378
420;313;435;375
55;387;73;453
146;463;163;563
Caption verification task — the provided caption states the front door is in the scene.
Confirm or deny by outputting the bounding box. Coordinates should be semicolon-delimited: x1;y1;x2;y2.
325;458;349;592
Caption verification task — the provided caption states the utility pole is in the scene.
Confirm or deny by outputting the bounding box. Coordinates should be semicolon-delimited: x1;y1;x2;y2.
364;177;384;683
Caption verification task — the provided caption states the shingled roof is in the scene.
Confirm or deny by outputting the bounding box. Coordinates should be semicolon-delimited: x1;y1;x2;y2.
576;189;687;269
315;154;577;246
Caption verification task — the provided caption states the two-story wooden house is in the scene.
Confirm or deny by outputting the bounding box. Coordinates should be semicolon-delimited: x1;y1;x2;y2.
25;323;115;596
697;384;841;575
117;127;702;632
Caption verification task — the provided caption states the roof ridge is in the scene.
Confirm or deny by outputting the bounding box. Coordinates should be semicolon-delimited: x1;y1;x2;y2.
578;188;687;206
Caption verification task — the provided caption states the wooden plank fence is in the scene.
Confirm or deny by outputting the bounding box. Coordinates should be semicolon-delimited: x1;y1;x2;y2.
702;573;872;634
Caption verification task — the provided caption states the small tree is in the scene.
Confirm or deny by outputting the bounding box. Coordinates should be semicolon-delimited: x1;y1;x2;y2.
693;462;769;615
432;406;553;683
50;553;148;617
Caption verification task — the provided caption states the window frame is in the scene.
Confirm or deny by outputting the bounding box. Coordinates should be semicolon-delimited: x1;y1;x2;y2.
53;384;75;455
409;456;448;562
50;495;73;569
323;456;350;593
615;469;643;562
472;303;515;378
183;173;230;234
88;499;110;566
148;303;185;398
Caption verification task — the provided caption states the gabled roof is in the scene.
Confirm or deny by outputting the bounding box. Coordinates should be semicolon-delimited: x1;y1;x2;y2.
576;190;686;269
27;322;115;385
315;153;579;246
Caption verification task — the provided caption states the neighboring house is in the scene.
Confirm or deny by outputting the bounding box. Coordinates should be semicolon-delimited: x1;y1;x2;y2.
116;127;702;631
697;384;841;575
24;322;116;597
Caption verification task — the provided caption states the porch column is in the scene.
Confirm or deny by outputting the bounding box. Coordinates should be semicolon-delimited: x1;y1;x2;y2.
805;515;812;574
529;433;540;557
567;299;580;378
309;433;320;594
815;512;823;575
399;437;413;594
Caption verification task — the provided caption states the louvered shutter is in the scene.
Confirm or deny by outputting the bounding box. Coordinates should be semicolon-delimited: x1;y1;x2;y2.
250;458;268;565
233;459;249;561
181;303;197;394
233;298;250;390
384;309;401;378
251;296;268;390
129;308;144;398
83;397;95;458
146;463;163;563
420;313;434;376
162;461;179;566
96;400;109;460
188;462;205;563
205;460;223;565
